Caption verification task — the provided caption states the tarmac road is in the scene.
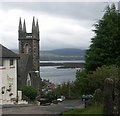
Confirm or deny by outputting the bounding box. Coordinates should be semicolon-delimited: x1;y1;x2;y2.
1;99;84;115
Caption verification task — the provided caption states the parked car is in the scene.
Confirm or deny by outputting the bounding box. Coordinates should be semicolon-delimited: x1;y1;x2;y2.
52;99;58;104
57;96;65;102
81;94;93;101
39;98;50;105
57;98;63;102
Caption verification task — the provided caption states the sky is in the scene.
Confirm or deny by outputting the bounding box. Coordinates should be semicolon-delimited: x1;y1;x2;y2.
0;1;119;50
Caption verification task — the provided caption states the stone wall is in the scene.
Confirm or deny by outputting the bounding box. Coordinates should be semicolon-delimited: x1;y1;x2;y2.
104;78;120;115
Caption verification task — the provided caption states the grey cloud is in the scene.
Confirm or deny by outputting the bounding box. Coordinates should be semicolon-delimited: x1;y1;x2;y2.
41;37;78;50
1;2;118;50
1;36;18;49
1;2;111;21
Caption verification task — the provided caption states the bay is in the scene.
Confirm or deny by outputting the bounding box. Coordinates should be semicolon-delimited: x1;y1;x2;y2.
40;60;82;84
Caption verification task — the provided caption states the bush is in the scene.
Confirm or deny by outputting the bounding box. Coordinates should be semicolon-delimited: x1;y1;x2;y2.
93;89;103;105
75;65;119;96
22;86;37;101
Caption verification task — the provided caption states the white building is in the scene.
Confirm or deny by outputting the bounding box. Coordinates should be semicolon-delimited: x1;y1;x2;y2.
0;44;19;104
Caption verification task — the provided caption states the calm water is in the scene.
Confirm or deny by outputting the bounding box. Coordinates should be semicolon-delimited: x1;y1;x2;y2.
40;61;82;84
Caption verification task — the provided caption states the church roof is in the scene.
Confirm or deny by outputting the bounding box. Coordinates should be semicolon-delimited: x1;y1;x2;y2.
0;44;19;58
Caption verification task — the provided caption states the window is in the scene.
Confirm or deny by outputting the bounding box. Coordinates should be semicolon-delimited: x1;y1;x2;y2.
0;59;3;66
10;59;14;66
27;73;31;86
24;43;30;54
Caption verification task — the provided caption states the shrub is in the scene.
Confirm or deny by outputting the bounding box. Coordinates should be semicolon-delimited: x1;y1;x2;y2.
22;86;37;101
75;65;119;95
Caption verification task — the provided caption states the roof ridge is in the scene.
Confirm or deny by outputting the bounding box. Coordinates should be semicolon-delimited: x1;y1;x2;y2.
0;44;19;58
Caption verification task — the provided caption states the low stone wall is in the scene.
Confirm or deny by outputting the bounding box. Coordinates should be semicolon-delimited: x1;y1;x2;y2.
104;78;120;115
0;99;28;105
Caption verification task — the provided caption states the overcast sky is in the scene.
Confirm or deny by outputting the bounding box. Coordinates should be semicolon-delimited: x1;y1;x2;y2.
0;1;119;50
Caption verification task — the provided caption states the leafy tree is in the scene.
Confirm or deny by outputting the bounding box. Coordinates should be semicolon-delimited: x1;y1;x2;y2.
75;65;119;95
85;4;120;71
22;86;37;101
54;82;79;98
75;70;90;95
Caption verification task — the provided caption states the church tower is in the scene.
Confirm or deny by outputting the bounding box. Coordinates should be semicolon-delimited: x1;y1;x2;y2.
18;17;40;72
18;17;41;93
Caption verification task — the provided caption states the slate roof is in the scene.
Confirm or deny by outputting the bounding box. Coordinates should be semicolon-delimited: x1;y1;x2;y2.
0;44;19;58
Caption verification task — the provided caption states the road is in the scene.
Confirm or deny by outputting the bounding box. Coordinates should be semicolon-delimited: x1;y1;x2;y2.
1;99;84;115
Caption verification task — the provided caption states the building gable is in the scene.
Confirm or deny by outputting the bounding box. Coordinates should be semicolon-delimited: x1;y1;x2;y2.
0;44;19;59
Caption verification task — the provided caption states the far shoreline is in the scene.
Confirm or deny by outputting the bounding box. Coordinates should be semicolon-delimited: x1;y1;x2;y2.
40;61;85;68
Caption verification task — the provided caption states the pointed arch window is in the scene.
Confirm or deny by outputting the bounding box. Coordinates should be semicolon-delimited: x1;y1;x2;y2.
27;73;31;86
24;43;30;54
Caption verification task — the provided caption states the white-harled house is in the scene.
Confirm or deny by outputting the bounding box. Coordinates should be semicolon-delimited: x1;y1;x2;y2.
0;44;19;104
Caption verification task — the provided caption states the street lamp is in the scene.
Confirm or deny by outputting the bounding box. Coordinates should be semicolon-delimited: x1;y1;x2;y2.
27;70;40;86
28;70;41;94
29;70;39;73
29;70;39;77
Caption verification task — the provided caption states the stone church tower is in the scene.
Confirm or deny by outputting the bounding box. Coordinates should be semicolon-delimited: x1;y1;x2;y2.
18;17;40;72
18;17;41;94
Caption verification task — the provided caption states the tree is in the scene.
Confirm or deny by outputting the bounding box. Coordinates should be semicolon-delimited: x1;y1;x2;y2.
22;86;37;101
54;82;79;98
75;65;120;95
85;4;120;72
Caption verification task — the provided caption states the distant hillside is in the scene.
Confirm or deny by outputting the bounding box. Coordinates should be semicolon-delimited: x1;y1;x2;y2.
11;48;86;61
43;48;85;56
41;48;86;61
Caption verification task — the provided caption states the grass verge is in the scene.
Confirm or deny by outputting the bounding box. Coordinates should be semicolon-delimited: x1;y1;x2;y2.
62;104;104;116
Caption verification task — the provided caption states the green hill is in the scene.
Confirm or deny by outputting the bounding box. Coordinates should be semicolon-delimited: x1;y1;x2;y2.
12;48;86;61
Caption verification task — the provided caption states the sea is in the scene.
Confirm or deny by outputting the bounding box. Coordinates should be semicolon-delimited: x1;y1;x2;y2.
40;60;84;85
